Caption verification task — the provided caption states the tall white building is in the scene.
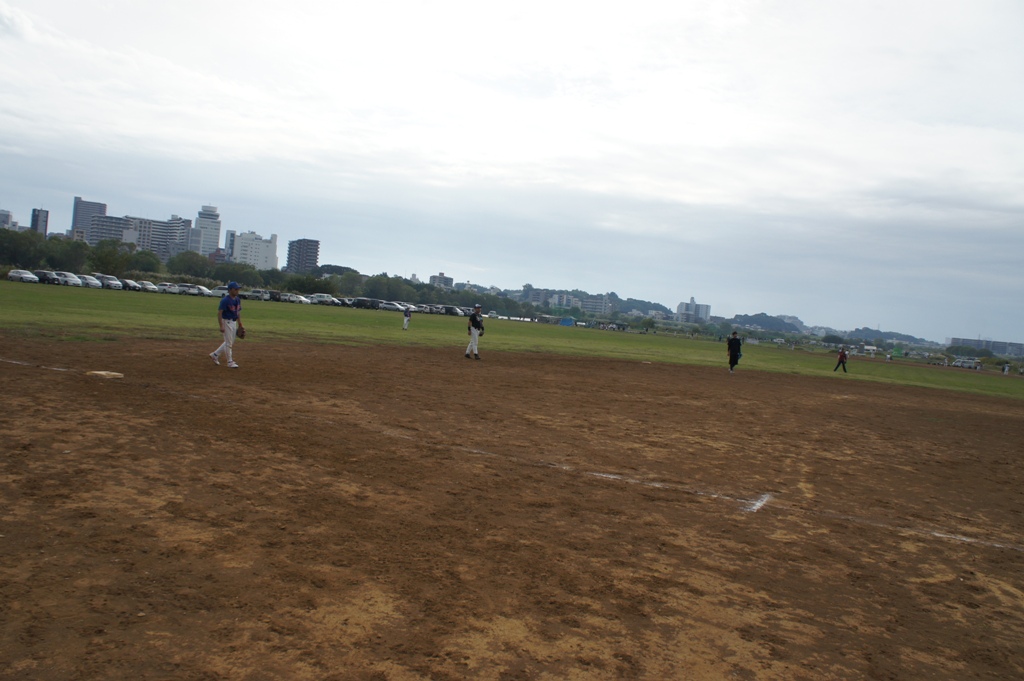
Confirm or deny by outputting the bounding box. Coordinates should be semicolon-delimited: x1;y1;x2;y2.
131;215;191;262
194;205;222;256
677;297;711;323
225;230;279;270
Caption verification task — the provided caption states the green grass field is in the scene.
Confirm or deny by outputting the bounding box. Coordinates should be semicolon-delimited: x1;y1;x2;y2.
3;280;1022;400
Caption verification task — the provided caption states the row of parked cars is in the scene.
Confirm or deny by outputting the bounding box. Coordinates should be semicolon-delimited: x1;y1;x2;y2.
6;269;224;296
240;289;492;316
8;272;495;317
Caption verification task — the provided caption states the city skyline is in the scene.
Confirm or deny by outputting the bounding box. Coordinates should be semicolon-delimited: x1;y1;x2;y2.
2;1;1022;344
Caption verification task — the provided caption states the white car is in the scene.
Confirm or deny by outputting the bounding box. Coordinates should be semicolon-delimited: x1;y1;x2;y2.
293;294;312;304
95;274;123;290
7;269;39;283
380;301;405;312
137;280;159;292
196;285;215;296
157;282;180;294
77;274;103;289
54;271;83;286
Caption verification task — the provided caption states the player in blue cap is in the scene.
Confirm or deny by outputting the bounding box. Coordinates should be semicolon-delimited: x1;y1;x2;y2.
210;282;245;368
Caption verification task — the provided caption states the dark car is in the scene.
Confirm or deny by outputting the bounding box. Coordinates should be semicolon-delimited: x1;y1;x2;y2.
33;270;61;284
119;279;142;291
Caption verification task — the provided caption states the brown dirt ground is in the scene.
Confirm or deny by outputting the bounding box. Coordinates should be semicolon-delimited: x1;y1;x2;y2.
1;336;1023;681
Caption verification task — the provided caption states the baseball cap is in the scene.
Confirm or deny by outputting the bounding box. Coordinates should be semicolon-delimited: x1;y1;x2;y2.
228;281;240;289
474;303;482;308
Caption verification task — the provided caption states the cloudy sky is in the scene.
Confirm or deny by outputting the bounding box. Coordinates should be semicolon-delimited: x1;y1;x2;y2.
2;0;1022;343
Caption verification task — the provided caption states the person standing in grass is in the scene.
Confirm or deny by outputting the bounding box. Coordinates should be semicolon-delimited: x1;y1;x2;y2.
727;331;742;374
834;346;848;373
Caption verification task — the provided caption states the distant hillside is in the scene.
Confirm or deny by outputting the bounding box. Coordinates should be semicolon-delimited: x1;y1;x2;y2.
846;327;932;345
729;313;801;333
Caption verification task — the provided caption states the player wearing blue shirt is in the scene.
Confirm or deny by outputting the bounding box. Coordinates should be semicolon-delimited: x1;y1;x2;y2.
210;282;244;368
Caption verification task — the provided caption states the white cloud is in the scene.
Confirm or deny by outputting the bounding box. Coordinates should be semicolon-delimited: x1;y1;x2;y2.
1;0;1023;342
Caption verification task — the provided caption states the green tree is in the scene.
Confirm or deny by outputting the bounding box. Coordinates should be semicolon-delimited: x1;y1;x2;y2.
821;334;845;345
0;229;45;268
129;250;162;273
259;269;288;289
362;274;389;299
212;263;261;287
167;251;214;278
88;239;134;276
44;238;90;273
337;271;363;296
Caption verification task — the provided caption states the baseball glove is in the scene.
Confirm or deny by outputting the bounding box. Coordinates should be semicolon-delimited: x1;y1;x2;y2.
479;329;484;336
236;326;246;340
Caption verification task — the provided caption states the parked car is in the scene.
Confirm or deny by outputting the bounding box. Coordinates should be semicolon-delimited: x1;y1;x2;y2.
243;288;270;301
196;285;215;297
137;280;159;292
7;269;39;283
53;271;83;286
119;279;142;291
94;274;123;290
293;294;312;304
210;285;230;297
380;301;405;312
307;293;336;305
176;283;200;295
33;270;61;285
77;274;103;289
157;282;180;294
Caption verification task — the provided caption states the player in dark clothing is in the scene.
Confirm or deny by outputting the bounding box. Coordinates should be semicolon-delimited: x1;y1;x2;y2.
466;304;484;360
727;331;742;374
834;347;848;373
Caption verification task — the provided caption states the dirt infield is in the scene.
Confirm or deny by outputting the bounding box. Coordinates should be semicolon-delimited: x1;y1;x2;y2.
2;338;1022;680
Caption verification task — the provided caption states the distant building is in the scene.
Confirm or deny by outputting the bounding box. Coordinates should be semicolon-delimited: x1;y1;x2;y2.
429;272;454;289
581;295;612;315
226;230;279;270
548;293;581;309
949;337;1023;357
72;197;106;233
31;208;49;236
286;238;320;274
131;214;191;262
86;215;132;246
194;205;222;256
677;297;711;324
0;209;12;229
527;289;549;305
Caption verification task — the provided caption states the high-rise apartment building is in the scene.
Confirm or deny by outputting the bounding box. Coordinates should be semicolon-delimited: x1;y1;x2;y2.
286;238;320;274
677;297;711;323
226;230;279;270
0;209;12;229
194;205;222;256
130;214;191;262
429;272;454;289
31;208;49;236
72;197;107;233
86;215;132;246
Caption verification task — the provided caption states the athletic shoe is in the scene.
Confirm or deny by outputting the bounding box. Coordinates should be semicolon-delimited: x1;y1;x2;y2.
210;352;220;366
475;354;481;360
465;353;471;359
227;362;239;368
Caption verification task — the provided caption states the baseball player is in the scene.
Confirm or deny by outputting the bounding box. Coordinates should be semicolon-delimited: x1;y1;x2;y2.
210;282;244;368
403;306;412;330
465;304;484;360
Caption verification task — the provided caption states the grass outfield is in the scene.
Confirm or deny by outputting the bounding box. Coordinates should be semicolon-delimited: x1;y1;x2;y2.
3;280;1022;400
